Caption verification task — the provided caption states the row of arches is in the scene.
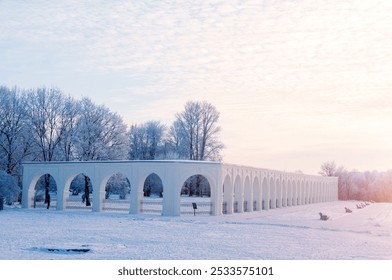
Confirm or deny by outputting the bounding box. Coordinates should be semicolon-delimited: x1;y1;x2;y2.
222;173;337;214
22;161;338;216
28;172;212;216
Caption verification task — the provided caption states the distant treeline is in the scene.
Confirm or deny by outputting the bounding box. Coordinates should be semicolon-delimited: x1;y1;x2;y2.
320;161;392;202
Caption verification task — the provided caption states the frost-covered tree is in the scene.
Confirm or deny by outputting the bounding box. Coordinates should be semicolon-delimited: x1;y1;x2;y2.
105;173;130;199
167;120;189;159
171;101;224;161
319;161;337;177
25;87;69;162
166;101;224;197
74;98;129;206
319;161;392;202
0;170;20;205
0;86;31;182
374;171;392;202
59;96;80;161
25;87;71;207
75;97;129;161
128;121;166;160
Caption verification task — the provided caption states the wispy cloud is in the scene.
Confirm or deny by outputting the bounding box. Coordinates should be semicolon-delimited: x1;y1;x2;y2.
1;0;392;173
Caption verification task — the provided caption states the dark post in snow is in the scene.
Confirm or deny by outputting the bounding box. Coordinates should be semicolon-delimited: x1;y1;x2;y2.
192;202;197;216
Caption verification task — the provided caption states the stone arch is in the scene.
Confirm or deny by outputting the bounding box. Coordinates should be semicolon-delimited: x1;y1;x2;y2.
269;177;276;209
253;177;261;211
180;174;212;216
305;181;309;204
287;179;292;206
319;182;323;202
276;178;281;208
105;173;131;199
294;180;299;206
101;173;131;213
320;181;324;202
243;176;252;212
311;181;315;203
282;179;287;207
234;175;243;213
144;173;163;197
137;172;164;215
222;174;233;214
65;173;94;211
326;181;330;201
316;181;321;202
262;177;268;210
180;174;210;197
32;173;57;210
322;182;326;202
300;180;305;205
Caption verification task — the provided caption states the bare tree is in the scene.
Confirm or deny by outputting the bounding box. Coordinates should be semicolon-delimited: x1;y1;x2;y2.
167;120;189;159
0;170;20;205
128;121;166;160
59;96;80;161
319;161;337;177
0;86;30;181
172;101;224;161
75;97;128;161
74;97;129;206
25;87;69;207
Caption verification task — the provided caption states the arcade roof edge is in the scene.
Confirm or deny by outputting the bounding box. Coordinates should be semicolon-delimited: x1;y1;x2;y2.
21;160;337;179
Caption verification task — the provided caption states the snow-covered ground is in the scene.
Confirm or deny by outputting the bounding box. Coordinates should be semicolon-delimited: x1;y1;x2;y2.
0;200;391;260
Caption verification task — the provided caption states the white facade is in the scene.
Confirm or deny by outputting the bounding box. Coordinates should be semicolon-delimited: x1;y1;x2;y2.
21;160;338;216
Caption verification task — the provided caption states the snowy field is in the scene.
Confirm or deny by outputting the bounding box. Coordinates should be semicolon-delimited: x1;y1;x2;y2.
0;200;391;260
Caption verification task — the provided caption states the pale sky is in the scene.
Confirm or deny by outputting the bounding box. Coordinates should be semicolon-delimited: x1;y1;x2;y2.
1;0;392;174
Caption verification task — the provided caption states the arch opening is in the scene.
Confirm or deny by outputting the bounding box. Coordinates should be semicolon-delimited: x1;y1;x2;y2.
140;173;163;215
253;177;261;211
282;179;287;207
269;178;276;209
287;180;292;206
262;178;268;210
243;176;252;212
102;173;131;213
180;174;212;216
233;175;243;213
276;179;281;208
33;174;57;210
222;175;232;214
66;173;93;211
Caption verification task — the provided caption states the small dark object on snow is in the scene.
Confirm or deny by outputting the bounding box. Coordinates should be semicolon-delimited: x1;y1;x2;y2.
345;207;352;213
47;248;90;253
319;212;329;220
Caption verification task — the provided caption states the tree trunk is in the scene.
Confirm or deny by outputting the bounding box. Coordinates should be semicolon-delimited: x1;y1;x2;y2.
44;174;51;209
196;175;201;196
84;175;91;206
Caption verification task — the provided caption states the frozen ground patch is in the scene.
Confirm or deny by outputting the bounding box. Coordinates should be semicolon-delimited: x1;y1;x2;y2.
0;201;391;260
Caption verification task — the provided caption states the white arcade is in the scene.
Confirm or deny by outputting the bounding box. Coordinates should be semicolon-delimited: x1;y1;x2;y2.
22;160;338;216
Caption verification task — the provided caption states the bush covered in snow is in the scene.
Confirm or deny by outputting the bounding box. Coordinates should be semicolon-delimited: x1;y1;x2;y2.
0;170;20;205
